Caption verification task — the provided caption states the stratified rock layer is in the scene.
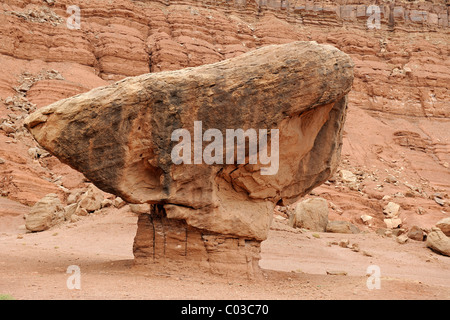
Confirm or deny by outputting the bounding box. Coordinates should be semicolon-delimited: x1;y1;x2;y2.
25;41;353;275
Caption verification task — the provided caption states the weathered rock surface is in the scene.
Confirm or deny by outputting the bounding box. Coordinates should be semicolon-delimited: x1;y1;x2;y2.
407;225;425;241
289;197;329;232
436;217;450;237
25;193;64;232
326;220;360;234
77;184;104;213
426;227;450;257
25;41;353;274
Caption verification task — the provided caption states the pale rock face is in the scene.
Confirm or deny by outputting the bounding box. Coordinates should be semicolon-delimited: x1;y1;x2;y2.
383;202;400;218
290;197;329;232
435;217;450;237
25;193;64;232
77;184;104;212
426;228;450;257
25;41;353;274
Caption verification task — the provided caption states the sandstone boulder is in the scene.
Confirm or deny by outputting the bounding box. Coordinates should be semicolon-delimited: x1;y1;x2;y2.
129;203;150;214
407;225;424;241
25;41;354;275
383;202;400;218
326;220;360;234
426;227;450;257
290;198;329;232
436;217;450;236
25;193;64;232
384;218;402;229
78;184;104;212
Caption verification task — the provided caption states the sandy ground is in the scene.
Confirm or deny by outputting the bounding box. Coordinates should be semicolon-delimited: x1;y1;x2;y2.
0;206;448;300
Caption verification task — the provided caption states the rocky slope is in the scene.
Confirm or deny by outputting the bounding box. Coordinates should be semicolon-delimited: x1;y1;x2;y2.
0;0;449;261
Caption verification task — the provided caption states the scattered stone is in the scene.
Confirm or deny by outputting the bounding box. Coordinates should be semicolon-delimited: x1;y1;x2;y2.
326;270;347;276
384;218;402;229
113;197;126;209
67;190;83;205
426;227;450;256
129;203;151;214
64;203;77;221
435;217;450;236
101;199;113;208
360;214;373;224
326;220;360;234
328;201;343;214
434;197;445;206
339;170;356;183
0;158;5;164
407;225;424;241
391;228;406;237
4;97;14;105
350;243;360;252
383;202;400;217
376;228;388;236
338;239;350;248
75;205;88;216
416;207;425;215
70;214;82;223
384;174;397;184
0;123;15;134
396;234;409;244
290;197;329;232
25;193;64;232
27;147;50;159
362;250;373;257
433;192;447;199
78;184;104;212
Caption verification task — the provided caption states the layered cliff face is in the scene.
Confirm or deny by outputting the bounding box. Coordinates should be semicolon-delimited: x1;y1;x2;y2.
0;0;449;272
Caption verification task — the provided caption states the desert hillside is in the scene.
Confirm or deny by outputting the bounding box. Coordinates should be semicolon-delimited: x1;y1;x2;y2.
0;0;449;300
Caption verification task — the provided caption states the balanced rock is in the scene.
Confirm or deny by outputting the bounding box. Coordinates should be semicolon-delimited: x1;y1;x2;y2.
25;193;64;232
24;41;354;275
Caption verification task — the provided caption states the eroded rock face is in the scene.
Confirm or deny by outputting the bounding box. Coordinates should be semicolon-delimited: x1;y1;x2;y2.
25;41;353;275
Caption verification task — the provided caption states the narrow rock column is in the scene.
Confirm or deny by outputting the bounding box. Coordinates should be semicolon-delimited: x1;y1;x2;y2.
133;204;262;278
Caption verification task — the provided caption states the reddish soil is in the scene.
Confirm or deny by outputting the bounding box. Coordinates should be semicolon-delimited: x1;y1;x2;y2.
0;205;448;300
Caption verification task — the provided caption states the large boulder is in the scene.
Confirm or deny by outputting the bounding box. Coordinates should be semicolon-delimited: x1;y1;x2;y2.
25;41;354;275
426;227;450;257
289;197;329;232
436;217;450;236
25;193;65;232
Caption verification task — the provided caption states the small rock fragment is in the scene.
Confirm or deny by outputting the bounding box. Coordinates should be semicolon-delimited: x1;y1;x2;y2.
407;225;424;241
396;234;409;244
338;239;350;248
326;270;347;276
383;202;400;217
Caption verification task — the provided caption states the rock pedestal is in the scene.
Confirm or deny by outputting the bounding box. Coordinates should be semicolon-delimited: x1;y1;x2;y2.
133;204;262;277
